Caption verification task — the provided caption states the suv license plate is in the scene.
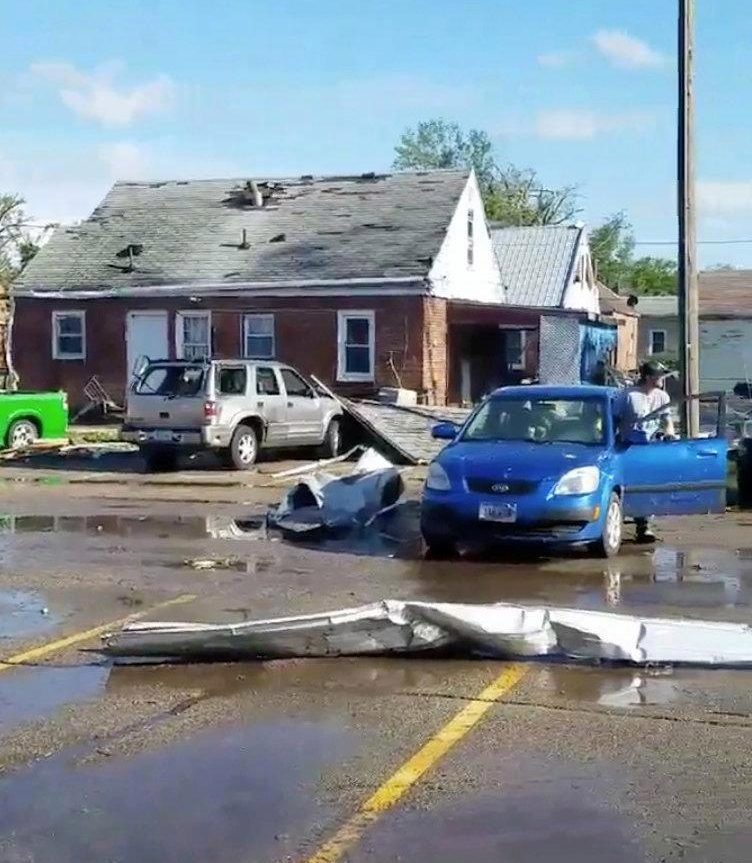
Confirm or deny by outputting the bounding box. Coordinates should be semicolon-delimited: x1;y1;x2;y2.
154;430;174;442
479;502;517;523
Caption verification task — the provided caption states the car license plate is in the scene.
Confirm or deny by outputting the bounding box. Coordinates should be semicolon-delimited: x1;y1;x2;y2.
154;430;173;442
479;502;517;523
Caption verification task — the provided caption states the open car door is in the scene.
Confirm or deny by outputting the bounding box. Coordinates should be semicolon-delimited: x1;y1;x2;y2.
619;393;728;518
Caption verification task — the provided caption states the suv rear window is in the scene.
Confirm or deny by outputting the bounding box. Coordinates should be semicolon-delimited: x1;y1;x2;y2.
216;366;247;395
135;365;205;396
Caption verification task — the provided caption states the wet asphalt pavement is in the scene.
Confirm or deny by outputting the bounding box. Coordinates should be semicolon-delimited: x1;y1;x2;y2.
2;455;752;861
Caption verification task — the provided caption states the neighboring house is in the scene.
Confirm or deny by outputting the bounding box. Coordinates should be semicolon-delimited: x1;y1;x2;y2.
0;281;10;388
491;224;600;315
598;283;639;373
636;269;752;392
12;170;617;408
13;170;505;408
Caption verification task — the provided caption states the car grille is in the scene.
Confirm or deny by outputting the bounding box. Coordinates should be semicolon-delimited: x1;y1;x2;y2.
465;478;538;495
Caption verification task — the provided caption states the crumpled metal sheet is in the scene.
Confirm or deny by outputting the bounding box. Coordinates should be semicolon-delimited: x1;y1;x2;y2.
268;448;404;535
101;600;752;666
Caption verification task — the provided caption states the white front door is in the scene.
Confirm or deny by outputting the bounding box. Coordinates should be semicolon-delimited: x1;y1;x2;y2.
126;312;168;384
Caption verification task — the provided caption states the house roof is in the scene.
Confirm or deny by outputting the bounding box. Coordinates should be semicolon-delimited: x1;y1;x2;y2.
634;296;678;317
15;170;470;296
490;225;583;307
598;282;638;316
700;269;752;316
634;271;752;318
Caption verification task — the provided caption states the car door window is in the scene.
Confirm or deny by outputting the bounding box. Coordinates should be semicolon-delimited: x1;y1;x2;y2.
256;367;281;395
217;367;247;396
281;369;313;398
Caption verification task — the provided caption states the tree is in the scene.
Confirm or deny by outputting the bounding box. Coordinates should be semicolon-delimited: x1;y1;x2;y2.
393;119;580;227
393;120;497;189
0;194;42;289
591;212;677;295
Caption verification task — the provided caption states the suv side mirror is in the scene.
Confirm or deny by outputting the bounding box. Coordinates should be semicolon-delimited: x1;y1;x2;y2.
432;422;459;440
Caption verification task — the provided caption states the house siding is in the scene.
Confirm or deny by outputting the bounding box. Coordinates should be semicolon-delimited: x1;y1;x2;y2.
12;295;428;409
637;315;680;360
428;172;502;303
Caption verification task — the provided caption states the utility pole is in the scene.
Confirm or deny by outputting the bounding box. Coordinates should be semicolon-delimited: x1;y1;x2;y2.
678;0;700;436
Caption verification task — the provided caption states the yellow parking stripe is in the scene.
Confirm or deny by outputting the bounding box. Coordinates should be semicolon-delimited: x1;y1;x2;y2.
0;594;196;672
303;663;528;863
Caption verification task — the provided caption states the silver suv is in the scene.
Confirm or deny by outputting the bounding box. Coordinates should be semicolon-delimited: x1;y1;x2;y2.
122;359;343;471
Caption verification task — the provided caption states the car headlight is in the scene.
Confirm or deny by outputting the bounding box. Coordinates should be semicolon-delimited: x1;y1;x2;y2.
553;466;600;496
426;462;451;491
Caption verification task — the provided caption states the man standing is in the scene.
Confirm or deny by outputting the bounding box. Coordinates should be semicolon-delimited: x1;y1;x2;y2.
616;361;676;543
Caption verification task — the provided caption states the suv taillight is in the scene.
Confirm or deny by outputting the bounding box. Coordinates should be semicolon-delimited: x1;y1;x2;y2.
204;400;218;420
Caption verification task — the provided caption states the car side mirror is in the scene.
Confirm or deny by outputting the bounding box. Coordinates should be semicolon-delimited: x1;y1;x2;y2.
432;422;459;441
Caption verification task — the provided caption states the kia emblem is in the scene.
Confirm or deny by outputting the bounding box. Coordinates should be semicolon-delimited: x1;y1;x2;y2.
491;483;510;493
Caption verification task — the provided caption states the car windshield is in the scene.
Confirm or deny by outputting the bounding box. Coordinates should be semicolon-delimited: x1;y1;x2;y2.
462;397;605;445
135;365;205;396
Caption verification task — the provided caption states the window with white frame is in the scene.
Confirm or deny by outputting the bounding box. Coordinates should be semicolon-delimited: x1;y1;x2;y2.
337;311;375;381
52;311;86;360
649;329;666;355
177;312;211;360
505;329;527;370
243;314;275;359
467;208;474;267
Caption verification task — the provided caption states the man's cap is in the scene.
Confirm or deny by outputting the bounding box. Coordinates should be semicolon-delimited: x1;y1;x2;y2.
640;360;667;378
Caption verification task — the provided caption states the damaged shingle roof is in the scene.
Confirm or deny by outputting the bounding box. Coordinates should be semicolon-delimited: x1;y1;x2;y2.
16;170;470;294
490;225;583;307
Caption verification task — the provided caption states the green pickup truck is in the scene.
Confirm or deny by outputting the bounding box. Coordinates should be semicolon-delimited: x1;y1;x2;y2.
0;391;69;449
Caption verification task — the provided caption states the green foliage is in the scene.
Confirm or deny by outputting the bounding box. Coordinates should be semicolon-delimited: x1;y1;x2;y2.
0;194;42;290
591;211;676;295
393;119;580;227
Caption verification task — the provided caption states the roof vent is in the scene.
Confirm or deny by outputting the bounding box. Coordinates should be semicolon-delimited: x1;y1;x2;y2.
243;180;263;207
115;243;143;272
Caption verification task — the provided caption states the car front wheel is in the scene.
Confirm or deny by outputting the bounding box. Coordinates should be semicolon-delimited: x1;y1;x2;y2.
593;492;623;558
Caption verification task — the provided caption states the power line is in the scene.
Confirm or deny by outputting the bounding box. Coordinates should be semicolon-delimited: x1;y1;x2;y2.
634;238;752;246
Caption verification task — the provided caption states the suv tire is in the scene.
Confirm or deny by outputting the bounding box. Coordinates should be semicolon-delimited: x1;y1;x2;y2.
228;424;259;470
320;418;342;459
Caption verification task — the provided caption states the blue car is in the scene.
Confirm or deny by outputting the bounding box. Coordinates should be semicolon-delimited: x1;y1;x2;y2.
421;385;727;558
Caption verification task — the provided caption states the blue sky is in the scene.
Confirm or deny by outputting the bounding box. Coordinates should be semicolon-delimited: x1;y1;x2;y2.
3;0;751;265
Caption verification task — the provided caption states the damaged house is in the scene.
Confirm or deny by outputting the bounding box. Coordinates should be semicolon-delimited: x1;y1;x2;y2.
12;169;618;408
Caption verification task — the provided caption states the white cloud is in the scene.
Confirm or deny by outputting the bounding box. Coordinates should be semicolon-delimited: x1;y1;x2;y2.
30;61;175;127
592;30;664;70
537;51;577;69
535;108;655;140
98;141;151;180
698;181;752;215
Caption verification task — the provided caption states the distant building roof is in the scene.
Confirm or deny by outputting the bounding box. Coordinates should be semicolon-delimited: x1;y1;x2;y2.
700;269;752;316
632;271;752;318
490;225;583;307
15;170;470;295
633;295;678;317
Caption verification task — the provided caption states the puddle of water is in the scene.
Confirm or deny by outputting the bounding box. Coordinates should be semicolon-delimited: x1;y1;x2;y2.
0;665;108;733
104;657;485;700
531;664;752;711
0;590;56;640
0;718;354;863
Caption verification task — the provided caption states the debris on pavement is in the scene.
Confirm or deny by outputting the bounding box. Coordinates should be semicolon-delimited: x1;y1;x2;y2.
101;599;752;667
183;556;244;571
268;447;405;537
310;374;469;465
268;445;365;479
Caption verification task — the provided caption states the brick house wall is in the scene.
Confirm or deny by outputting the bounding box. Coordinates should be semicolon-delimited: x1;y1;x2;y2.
12;294;431;409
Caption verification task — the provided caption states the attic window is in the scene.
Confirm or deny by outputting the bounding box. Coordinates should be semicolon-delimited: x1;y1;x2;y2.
467;208;474;267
